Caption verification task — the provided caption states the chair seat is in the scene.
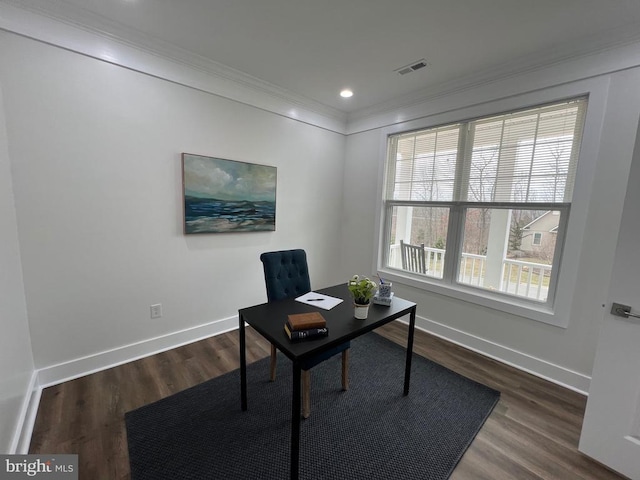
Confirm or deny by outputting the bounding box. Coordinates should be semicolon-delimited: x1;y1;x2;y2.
301;341;350;371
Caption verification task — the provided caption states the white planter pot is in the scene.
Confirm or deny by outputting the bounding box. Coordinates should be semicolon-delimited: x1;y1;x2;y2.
354;303;370;319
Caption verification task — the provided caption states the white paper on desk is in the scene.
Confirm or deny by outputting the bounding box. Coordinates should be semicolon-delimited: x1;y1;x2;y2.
295;291;344;310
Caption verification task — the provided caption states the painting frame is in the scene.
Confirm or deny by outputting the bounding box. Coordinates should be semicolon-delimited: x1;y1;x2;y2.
182;153;277;234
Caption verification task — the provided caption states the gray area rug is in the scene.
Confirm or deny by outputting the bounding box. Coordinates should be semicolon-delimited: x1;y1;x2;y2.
126;332;500;479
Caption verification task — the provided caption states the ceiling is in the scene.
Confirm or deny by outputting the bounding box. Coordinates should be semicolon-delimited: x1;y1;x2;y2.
7;0;640;115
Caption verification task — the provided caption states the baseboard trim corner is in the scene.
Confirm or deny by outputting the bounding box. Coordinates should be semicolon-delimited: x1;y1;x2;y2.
10;370;40;454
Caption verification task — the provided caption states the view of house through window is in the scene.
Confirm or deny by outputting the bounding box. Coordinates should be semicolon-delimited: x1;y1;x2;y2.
383;98;587;305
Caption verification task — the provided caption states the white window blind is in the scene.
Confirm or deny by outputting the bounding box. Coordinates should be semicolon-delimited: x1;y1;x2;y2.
386;98;587;205
388;125;460;202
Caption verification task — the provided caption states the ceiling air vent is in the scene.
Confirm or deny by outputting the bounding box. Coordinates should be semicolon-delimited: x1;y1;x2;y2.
395;59;428;76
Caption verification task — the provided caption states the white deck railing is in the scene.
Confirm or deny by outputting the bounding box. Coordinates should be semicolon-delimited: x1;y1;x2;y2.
388;243;551;301
459;253;485;286
500;258;550;300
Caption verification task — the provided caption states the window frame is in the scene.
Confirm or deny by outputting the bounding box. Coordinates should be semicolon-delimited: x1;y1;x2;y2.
373;88;602;328
532;232;543;246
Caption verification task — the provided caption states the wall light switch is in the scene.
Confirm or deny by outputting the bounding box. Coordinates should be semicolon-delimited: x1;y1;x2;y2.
150;304;162;319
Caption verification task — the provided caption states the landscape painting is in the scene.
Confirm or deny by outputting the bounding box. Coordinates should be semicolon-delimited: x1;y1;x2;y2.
182;153;276;234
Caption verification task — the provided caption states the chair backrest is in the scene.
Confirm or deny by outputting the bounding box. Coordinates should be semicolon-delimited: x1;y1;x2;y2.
260;249;311;302
400;240;427;274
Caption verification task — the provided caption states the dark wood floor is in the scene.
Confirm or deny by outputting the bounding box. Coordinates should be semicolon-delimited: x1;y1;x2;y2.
30;322;626;480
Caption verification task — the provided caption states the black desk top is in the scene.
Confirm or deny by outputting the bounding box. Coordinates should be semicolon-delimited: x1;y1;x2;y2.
239;283;416;363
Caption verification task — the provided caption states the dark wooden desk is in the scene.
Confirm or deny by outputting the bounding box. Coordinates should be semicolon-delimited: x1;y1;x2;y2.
238;283;417;480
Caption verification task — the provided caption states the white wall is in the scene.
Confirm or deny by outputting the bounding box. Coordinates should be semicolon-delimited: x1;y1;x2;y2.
0;31;346;377
341;62;640;391
0;80;35;452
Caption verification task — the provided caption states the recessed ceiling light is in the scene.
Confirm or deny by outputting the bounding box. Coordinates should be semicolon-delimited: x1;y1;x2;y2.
340;89;354;98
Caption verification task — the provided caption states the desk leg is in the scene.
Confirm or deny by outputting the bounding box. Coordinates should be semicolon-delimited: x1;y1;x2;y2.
239;313;247;411
290;362;301;480
404;306;417;396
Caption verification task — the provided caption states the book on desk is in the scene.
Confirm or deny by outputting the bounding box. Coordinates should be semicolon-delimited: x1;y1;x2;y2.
284;312;329;341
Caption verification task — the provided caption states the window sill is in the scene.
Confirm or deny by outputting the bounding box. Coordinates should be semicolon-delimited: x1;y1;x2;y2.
379;268;566;328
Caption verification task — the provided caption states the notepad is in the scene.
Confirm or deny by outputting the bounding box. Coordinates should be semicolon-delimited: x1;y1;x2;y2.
295;291;343;310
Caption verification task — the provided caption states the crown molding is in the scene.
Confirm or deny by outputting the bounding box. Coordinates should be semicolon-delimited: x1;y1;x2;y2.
3;0;640;137
0;0;348;134
347;21;640;133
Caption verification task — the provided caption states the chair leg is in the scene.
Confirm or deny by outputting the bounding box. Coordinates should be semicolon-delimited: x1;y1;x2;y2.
302;370;311;419
269;344;277;382
342;349;349;391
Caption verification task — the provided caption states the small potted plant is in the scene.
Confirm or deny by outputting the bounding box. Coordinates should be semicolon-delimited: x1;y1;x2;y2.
347;275;377;319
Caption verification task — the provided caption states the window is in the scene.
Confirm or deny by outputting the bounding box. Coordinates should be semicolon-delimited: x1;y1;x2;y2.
532;232;542;246
381;98;587;306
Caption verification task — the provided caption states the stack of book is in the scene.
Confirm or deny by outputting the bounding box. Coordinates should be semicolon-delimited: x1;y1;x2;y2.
284;312;328;341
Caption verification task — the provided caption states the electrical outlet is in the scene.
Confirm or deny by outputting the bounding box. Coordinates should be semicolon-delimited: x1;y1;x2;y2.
150;304;162;319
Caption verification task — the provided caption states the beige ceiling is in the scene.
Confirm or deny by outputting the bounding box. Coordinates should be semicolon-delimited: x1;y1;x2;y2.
9;0;640;115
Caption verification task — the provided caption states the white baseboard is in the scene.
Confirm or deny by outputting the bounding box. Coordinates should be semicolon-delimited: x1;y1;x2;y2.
409;315;591;395
9;370;40;454
37;315;239;388
33;312;591;394
13;315;238;455
17;311;589;454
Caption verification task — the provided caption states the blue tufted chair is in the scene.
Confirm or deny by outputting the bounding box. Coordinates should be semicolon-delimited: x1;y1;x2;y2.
260;249;350;418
